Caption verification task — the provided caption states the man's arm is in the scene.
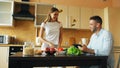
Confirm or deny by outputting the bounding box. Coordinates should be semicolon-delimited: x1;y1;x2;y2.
78;45;95;54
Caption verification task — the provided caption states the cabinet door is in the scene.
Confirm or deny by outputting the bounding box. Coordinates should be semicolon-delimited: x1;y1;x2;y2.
56;5;68;28
0;47;9;68
93;9;104;28
114;51;120;68
80;8;93;29
68;6;80;29
0;1;14;26
35;4;53;27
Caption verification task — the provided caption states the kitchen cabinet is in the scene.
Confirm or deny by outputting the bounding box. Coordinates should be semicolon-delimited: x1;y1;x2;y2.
80;8;93;29
93;8;104;28
0;47;9;68
56;5;80;29
56;5;68;28
113;46;120;68
13;1;53;27
56;5;104;29
0;1;14;26
68;6;80;29
80;8;104;29
35;3;53;27
114;52;120;68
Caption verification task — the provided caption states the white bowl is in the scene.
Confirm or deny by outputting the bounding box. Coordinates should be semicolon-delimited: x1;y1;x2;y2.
58;51;66;55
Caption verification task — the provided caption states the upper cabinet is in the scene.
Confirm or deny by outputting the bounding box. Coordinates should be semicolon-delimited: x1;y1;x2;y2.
80;8;104;29
56;5;68;28
56;5;80;29
80;8;93;29
0;1;14;26
0;1;104;28
35;4;53;27
13;2;53;27
68;6;80;29
93;8;104;28
56;5;104;29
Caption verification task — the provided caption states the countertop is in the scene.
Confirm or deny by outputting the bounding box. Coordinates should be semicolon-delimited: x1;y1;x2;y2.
0;44;69;48
0;44;23;47
9;52;108;68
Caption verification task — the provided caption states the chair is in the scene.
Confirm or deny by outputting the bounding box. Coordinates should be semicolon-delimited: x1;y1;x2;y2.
117;55;120;68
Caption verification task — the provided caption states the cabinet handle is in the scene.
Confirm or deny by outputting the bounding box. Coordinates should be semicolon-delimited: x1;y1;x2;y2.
73;19;76;22
70;16;77;27
71;24;75;26
6;47;9;63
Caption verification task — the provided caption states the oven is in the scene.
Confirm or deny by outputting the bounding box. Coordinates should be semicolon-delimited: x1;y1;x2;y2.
9;46;23;56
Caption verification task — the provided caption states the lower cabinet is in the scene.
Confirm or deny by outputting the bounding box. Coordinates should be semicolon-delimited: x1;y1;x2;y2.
0;47;9;68
114;47;120;68
114;52;120;68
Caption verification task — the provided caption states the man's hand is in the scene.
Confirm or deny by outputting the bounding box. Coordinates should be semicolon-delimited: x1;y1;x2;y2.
78;45;88;52
78;45;95;54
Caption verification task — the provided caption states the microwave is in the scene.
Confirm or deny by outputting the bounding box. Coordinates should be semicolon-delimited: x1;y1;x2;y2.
0;35;13;44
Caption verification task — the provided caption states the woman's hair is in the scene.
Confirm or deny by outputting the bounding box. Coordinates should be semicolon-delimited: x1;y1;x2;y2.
90;15;102;25
44;7;59;23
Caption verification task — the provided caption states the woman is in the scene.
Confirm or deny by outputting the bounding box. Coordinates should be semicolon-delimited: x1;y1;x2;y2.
39;7;64;68
39;7;62;50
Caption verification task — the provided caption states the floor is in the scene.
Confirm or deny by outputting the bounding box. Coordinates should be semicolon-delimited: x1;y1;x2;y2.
34;66;77;68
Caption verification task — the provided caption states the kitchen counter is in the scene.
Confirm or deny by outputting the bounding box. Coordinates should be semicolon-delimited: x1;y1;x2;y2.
0;44;23;47
9;52;108;68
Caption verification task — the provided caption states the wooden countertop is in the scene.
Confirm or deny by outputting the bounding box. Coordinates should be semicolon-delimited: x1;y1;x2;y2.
0;44;23;47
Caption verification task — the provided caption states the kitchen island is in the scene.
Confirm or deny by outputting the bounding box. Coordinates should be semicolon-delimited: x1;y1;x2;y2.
9;52;108;68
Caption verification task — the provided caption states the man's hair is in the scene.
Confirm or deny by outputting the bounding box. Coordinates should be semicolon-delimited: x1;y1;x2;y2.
90;16;102;25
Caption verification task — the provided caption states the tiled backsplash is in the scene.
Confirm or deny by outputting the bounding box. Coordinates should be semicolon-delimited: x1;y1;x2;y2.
0;21;92;46
36;28;92;47
0;20;36;44
62;29;92;47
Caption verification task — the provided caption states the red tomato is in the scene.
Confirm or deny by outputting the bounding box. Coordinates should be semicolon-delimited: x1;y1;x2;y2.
58;47;64;51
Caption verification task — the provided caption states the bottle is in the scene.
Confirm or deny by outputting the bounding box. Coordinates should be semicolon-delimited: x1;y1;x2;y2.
81;38;88;45
23;42;34;56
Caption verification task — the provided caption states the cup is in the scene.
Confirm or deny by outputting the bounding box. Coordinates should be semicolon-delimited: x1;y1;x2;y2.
81;38;88;45
36;37;41;46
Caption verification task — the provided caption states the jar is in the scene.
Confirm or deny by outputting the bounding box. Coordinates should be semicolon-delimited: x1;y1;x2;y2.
23;42;34;56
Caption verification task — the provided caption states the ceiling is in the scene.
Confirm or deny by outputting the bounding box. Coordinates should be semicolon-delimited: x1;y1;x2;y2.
40;0;120;8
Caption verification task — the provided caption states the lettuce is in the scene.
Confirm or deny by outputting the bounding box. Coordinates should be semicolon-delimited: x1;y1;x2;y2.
67;46;81;56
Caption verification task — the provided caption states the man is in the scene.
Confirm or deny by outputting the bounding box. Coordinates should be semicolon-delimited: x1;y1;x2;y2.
79;16;114;68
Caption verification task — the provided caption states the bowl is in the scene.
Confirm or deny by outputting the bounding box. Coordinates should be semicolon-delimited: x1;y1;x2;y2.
58;51;66;55
45;51;56;55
